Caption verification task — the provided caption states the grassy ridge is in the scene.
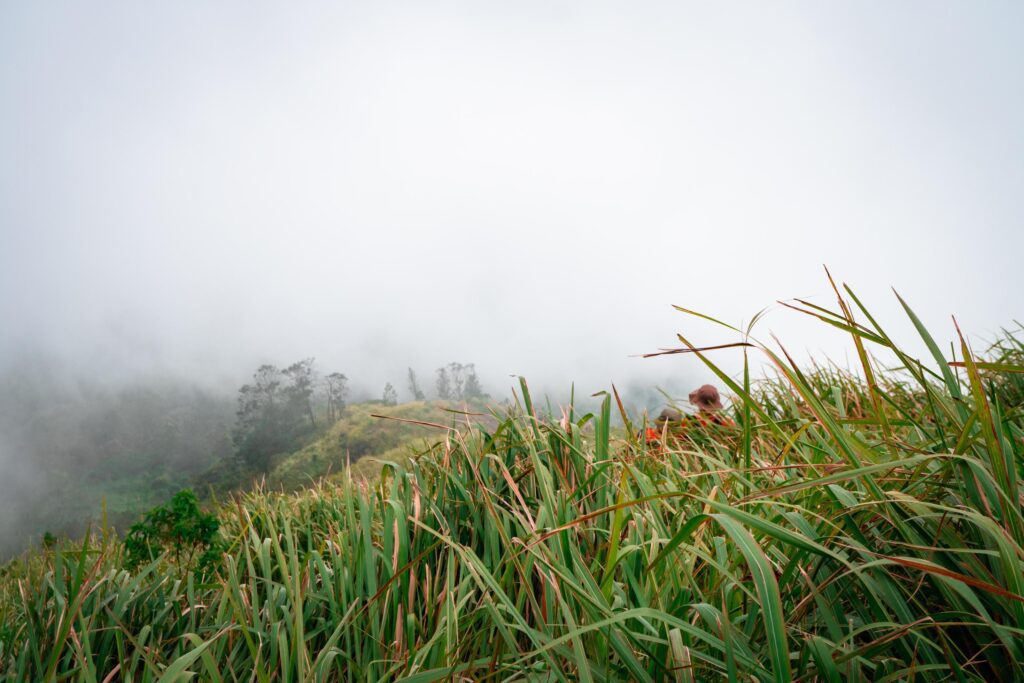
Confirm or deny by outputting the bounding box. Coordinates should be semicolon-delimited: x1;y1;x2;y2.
2;284;1023;681
196;400;473;500
266;400;457;490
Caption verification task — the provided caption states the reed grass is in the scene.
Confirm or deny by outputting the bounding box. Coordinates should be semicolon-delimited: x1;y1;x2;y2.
2;281;1022;681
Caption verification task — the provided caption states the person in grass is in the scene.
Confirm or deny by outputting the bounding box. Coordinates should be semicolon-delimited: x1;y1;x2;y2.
644;384;734;444
688;384;734;427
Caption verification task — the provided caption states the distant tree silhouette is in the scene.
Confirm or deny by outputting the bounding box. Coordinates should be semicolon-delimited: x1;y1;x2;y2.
382;382;398;406
449;363;465;400
407;368;425;401
436;367;452;400
435;362;486;401
283;359;317;429
233;360;319;472
324;372;349;422
462;364;486;399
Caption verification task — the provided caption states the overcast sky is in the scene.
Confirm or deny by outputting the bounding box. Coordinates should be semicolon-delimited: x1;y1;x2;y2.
1;1;1021;398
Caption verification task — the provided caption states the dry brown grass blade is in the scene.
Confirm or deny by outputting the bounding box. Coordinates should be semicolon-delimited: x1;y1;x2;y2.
882;555;1024;604
640;342;754;359
370;414;453;430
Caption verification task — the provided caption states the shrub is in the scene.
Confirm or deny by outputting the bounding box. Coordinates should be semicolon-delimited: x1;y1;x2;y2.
123;489;222;577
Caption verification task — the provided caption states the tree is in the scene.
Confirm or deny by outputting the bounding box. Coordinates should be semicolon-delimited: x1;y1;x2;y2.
283;358;317;429
436;367;452;400
324;372;349;422
233;360;319;472
407;368;425;401
435;362;486;400
233;364;285;472
382;382;398;406
448;362;466;400
462;363;486;400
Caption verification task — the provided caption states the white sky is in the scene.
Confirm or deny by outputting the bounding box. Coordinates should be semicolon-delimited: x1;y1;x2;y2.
1;1;1021;398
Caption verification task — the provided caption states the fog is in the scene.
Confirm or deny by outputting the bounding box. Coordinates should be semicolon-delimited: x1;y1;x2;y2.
1;2;1022;554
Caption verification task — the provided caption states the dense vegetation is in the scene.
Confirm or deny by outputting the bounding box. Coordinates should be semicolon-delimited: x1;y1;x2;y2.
2;285;1023;680
0;368;235;559
0;356;488;561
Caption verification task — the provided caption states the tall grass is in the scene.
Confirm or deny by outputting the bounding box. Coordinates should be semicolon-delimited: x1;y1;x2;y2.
2;282;1023;681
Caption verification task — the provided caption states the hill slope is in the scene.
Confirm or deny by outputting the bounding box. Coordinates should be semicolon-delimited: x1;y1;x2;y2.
267;400;486;489
2;293;1024;680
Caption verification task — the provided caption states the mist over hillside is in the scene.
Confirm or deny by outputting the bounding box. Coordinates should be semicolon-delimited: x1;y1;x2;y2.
2;4;1020;561
3;2;1024;678
0;355;235;558
2;2;1021;396
0;343;694;559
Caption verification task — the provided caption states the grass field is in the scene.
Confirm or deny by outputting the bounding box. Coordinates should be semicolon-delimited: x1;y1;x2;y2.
2;282;1022;681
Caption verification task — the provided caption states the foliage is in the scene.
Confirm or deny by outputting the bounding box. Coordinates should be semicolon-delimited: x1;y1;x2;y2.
407;367;425;401
435;361;486;400
3;283;1024;680
233;361;318;472
324;371;349;422
122;489;222;577
283;358;318;429
435;365;452;400
462;363;486;399
0;369;233;561
382;382;398;406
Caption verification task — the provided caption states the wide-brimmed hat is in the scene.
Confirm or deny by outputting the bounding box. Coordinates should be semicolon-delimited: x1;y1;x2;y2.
689;384;723;411
655;407;682;424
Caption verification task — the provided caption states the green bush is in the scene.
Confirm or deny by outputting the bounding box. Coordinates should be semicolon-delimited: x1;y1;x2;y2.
123;489;222;577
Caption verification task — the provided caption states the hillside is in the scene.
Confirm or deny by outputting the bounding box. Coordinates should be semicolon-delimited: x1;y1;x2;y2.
0;374;235;561
266;400;494;489
0;387;484;561
2;290;1024;680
